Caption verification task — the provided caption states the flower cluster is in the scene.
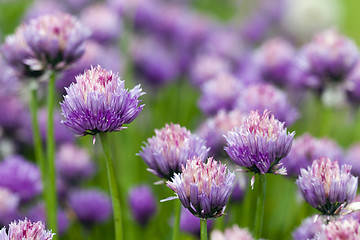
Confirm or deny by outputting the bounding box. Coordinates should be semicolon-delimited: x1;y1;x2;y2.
2;12;90;77
138;123;209;180
0;218;54;240
61;65;145;136
166;156;235;219
296;157;358;215
225;110;294;175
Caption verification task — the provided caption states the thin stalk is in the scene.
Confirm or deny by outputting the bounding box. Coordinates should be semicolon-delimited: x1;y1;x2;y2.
172;200;181;240
99;132;123;240
29;81;46;184
254;174;267;239
200;218;208;240
46;71;57;235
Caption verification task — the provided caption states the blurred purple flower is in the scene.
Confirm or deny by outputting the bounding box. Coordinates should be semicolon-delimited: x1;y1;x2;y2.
230;171;247;203
138;123;209;180
180;207;213;236
0;155;42;201
255;37;297;87
24;0;66;21
0;218;54;240
80;4;122;44
56;143;95;182
197;109;245;156
282;133;344;177
0;187;20;226
166;156;235;219
61;65;145;136
198;72;243;115
343;143;360;178
292;215;322;240
0;95;28;130
300;28;359;83
128;185;156;226
236;84;299;126
132;36;179;86
345;62;360;105
211;224;254;240
296;157;358;215
189;54;230;87
3;12;90;77
68;189;112;224
225;110;294;175
27;202;69;235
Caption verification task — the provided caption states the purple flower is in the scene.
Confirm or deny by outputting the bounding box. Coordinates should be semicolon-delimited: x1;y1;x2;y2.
0;218;54;240
0;155;42;201
198;72;243;115
236;84;299;126
197;109;245;156
180;207;213;236
80;4;122;44
166;156;235;219
61;65;145;136
316;218;360;239
210;224;254;240
0;95;28;130
225;110;294;175
27;202;69;235
68;189;112;224
296;157;358;215
56;143;95;182
128;185;157;226
255;37;297;87
282;133;344;177
138;123;209;180
132;36;179;86
189;54;230;87
292;215;322;240
2;12;90;77
300;28;359;83
0;187;20;226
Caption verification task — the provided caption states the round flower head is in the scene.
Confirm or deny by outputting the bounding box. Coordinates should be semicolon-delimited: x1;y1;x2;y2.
3;12;90;76
0;187;20;225
197;109;245;156
61;65;145;136
315;218;360;240
282;133;344;177
0;218;54;240
166;156;235;219
198;72;243;115
68;189;112;224
210;224;254;240
296;157;358;215
0;155;42;201
138;123;209;180
56;143;95;182
255;37;296;87
300;28;359;83
236;84;299;126
224;110;295;175
292;215;323;240
80;4;122;44
128;185;157;226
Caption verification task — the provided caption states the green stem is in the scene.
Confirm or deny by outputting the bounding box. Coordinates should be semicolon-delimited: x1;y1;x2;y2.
99;132;123;240
29;81;46;185
254;174;266;239
200;219;208;240
172;200;181;240
46;71;57;235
